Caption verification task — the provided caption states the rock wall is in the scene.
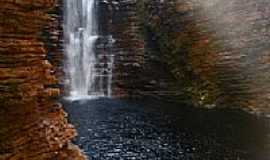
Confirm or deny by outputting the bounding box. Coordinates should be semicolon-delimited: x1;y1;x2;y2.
99;0;145;97
139;0;270;113
1;0;269;158
0;0;85;159
100;0;181;99
99;0;270;113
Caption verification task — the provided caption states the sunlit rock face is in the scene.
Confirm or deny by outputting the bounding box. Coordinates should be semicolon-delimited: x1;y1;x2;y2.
140;0;270;113
0;0;85;159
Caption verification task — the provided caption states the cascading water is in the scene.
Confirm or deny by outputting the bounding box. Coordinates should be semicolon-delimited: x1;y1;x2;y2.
64;0;114;100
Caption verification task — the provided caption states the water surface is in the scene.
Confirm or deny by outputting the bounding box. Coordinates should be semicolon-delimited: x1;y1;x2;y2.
64;98;270;160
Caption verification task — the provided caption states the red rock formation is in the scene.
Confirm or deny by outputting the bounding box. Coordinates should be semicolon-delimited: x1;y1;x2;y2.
0;0;86;159
140;0;270;113
177;0;270;113
99;0;146;97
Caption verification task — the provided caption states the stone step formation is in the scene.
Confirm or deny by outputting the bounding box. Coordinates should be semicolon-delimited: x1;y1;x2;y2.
0;0;86;159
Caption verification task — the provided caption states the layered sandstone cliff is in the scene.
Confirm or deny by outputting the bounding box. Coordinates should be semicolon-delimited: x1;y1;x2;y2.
100;0;181;99
138;0;270;114
1;0;270;159
0;0;85;159
101;0;270;113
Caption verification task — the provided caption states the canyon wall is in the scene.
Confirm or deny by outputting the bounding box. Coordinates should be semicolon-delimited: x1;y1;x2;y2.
101;0;181;99
1;0;270;159
103;0;270;113
0;0;85;159
139;0;270;113
99;0;146;97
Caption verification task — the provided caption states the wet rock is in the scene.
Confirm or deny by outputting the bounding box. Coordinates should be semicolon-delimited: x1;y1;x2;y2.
137;0;270;113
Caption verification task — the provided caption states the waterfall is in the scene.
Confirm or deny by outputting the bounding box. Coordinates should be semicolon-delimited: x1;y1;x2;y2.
64;0;114;100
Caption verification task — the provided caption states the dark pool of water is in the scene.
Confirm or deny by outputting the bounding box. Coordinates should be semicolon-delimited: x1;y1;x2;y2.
64;98;270;160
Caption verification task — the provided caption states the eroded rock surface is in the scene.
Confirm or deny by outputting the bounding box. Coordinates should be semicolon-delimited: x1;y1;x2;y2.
0;0;85;159
138;0;270;113
99;0;270;113
99;0;181;99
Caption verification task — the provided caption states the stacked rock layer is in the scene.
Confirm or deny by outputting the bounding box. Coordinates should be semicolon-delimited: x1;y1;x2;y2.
0;0;85;159
138;0;270;113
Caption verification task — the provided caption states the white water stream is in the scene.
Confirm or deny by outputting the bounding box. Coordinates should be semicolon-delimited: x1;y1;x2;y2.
64;0;113;100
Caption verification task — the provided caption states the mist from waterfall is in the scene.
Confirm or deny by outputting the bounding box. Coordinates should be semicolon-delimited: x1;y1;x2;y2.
64;0;113;100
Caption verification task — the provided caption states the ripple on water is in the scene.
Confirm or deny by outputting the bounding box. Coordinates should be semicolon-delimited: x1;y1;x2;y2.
63;98;270;160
